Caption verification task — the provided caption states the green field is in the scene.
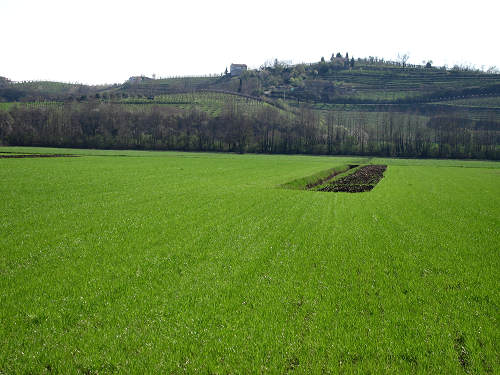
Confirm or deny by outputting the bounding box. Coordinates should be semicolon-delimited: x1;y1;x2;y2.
0;147;499;373
437;96;500;108
0;92;281;118
118;92;276;117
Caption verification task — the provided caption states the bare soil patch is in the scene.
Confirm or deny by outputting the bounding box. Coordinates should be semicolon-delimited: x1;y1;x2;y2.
319;165;387;192
0;154;79;159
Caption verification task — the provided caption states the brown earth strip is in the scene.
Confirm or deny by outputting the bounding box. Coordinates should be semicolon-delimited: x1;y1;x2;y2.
0;154;80;159
319;165;387;192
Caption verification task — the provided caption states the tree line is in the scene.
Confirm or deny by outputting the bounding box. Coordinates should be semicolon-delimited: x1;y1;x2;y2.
0;102;498;159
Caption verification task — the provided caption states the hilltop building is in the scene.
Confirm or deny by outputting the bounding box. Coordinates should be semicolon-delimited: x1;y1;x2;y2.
128;76;152;83
230;64;247;77
0;76;11;87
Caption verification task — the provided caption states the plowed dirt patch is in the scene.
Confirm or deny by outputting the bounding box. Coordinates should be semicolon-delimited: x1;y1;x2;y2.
320;165;387;192
0;154;79;159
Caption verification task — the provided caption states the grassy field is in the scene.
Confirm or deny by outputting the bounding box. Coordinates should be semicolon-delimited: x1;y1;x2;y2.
0;147;499;373
437;96;500;108
0;92;280;118
0;101;63;111
118;92;275;117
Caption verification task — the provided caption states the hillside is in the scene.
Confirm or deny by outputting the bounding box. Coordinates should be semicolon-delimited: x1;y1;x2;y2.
0;79;116;101
109;59;500;105
250;61;500;104
0;57;499;159
3;58;500;105
0;57;500;104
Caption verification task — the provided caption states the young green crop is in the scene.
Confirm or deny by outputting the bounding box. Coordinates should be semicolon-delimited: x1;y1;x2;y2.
280;162;364;190
0;147;498;373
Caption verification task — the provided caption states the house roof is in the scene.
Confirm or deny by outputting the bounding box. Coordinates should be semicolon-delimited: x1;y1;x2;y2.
128;76;152;81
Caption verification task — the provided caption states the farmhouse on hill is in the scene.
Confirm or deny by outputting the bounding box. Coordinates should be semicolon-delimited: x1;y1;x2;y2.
230;64;247;77
128;76;153;83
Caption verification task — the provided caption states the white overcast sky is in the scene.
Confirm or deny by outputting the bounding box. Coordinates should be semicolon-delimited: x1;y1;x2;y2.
1;0;499;84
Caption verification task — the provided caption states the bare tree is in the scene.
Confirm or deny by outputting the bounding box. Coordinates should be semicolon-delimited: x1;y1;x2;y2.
397;53;410;68
486;66;499;74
